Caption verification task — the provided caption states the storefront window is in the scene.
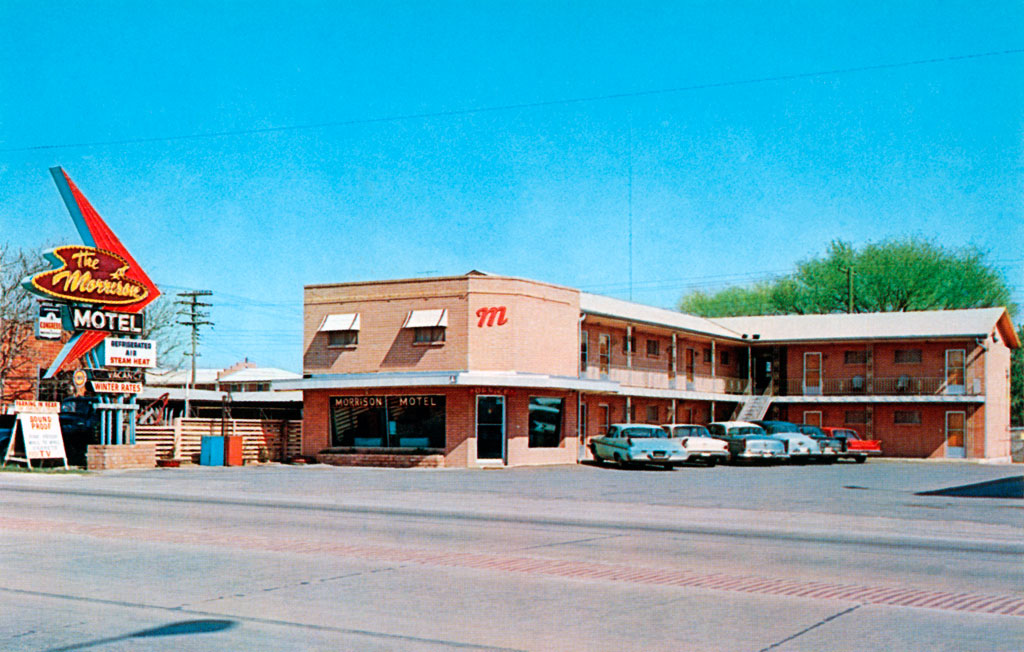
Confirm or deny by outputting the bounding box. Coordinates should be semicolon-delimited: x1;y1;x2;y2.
330;395;446;449
528;396;563;448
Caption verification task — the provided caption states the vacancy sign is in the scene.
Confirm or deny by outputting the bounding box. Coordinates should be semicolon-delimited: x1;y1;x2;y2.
103;338;156;368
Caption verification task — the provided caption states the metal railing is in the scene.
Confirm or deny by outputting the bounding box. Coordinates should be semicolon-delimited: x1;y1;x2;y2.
581;363;749;394
785;376;983;396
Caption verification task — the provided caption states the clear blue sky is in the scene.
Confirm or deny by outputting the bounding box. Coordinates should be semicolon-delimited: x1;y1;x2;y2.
2;1;1022;373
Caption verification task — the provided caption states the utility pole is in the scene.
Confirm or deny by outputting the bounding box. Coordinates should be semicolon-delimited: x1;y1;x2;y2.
176;291;212;418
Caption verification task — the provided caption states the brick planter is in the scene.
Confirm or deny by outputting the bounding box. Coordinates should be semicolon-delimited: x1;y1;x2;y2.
87;444;157;471
317;450;445;468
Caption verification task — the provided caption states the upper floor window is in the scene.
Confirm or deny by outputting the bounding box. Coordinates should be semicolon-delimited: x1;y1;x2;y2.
646;339;660;357
580;331;589;372
720;351;731;366
623;335;636;355
844;350;868;364
319;313;360;348
894;349;922;364
404;309;447;345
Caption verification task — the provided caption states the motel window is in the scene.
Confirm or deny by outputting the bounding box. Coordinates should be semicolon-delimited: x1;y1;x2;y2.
580;331;589;372
528;397;564;448
330;395;446;449
413;327;446;344
703;348;712;363
844;350;868;365
579;403;587;439
328;330;358;347
646;339;660;357
623;335;636;355
720;351;731;366
622;403;636;423
894;410;921;425
894;349;922;364
844;410;870;425
404;309;447;345
599;404;610;435
645;405;659;423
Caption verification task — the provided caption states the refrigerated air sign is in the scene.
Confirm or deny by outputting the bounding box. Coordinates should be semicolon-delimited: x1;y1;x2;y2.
102;338;156;368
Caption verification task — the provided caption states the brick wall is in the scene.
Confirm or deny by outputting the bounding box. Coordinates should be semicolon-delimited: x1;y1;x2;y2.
86;443;156;470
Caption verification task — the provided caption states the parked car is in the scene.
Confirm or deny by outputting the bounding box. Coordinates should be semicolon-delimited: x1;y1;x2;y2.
661;424;730;466
752;420;823;463
58;397;102;466
590;423;689;468
795;424;843;462
707;421;788;463
821;426;882;463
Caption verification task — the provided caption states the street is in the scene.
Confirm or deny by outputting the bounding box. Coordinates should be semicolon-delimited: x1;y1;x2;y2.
1;461;1022;651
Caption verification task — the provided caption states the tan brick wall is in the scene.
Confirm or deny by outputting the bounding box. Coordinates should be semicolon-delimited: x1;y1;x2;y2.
86;443;156;470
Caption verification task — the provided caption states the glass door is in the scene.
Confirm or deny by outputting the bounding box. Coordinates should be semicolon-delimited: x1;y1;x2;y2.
685;348;695;389
803;352;822;395
945;411;966;458
598;334;611;377
476;395;505;462
945;349;965;395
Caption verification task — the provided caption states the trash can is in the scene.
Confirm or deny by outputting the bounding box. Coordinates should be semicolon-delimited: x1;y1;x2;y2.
200;436;225;466
224;435;244;466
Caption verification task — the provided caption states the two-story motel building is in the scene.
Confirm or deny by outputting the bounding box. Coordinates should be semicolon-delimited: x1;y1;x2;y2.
277;272;1019;467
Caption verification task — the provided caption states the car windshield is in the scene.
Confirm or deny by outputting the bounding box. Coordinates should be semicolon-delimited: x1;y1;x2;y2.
670;426;709;437
798;425;824;437
836;429;860;440
729;426;766;437
620;427;665;438
759;422;799;434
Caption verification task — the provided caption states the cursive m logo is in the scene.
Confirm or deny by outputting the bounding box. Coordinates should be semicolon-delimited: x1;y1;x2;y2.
476;306;509;327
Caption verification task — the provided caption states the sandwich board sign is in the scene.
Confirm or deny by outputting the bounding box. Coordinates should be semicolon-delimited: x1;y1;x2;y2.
2;401;68;469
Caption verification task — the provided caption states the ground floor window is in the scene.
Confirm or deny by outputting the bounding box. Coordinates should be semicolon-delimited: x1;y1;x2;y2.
330;395;446;449
528;396;564;448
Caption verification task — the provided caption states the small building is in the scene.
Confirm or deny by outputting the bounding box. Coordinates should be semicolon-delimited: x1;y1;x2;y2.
278;272;1019;467
144;361;303;420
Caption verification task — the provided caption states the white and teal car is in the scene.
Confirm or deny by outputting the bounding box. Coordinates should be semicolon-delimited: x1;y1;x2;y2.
589;424;689;468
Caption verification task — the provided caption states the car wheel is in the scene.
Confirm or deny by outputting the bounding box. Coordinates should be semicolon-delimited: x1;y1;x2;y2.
855;455;867;464
705;458;717;467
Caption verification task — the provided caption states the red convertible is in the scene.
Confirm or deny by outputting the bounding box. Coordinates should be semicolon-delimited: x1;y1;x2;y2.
820;427;882;463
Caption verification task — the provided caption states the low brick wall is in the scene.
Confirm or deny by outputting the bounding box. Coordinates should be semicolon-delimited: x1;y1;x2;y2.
317;451;445;468
87;444;157;471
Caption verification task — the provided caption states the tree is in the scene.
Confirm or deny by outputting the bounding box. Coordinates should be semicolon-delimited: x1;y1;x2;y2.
678;238;1016;317
143;293;187;371
0;244;47;402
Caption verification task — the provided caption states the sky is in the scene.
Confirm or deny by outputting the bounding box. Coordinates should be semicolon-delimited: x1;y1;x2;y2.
1;1;1022;373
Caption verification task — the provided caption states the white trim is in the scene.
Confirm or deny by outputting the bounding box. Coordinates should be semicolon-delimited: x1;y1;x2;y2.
771;394;984;404
318;313;361;332
403;309;448;329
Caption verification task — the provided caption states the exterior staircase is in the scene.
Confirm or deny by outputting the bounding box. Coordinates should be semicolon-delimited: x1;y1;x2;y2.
733;381;774;422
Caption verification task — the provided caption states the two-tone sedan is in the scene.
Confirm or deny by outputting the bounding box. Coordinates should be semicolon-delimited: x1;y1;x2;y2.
589;424;689;469
753;420;824;464
795;424;843;462
661;424;730;466
707;421;789;464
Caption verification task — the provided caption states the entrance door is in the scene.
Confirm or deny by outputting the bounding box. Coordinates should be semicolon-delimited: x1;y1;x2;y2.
945;411;966;458
803;352;822;395
945;349;966;395
598;334;611;377
685;348;695;389
803;411;822;427
476;396;505;462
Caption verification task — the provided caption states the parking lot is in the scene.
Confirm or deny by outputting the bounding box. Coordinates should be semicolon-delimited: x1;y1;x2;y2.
2;460;1022;651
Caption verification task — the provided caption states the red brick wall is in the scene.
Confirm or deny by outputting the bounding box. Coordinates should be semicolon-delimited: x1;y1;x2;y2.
1;325;73;404
87;443;156;470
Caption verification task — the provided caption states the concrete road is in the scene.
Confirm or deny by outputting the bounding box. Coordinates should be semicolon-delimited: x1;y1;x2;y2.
1;461;1022;651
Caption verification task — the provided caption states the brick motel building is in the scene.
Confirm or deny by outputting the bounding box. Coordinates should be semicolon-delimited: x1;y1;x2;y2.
277;272;1019;467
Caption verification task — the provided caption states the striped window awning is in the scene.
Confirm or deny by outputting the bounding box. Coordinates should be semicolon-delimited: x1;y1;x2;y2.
403;309;448;329
318;313;361;332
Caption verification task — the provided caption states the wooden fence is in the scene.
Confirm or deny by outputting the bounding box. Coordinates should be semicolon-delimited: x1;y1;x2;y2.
136;418;302;463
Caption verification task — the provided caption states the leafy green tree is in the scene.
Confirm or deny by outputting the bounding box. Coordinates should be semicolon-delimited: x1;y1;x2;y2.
678;238;1016;317
1013;325;1024;427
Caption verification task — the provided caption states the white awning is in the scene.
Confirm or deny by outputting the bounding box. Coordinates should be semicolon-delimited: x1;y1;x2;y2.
403;309;448;329
318;313;361;332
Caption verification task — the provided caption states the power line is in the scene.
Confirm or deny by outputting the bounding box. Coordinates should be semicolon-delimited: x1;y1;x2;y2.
3;48;1022;154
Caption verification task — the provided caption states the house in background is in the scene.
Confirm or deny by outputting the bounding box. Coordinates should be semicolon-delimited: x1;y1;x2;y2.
144;359;302;420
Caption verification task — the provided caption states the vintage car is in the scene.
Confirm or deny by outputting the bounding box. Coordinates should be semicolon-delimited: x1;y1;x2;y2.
661;424;730;466
754;420;828;463
821;426;883;462
795;424;844;462
589;423;689;468
707;421;788;463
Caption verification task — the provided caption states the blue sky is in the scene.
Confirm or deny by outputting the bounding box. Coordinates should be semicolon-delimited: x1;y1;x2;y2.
2;1;1022;372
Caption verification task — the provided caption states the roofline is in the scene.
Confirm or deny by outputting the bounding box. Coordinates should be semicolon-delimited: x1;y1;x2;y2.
305;272;575;294
581;308;746;342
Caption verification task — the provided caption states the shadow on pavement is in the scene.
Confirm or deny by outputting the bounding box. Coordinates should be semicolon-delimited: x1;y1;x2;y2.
916;475;1024;499
47;619;237;651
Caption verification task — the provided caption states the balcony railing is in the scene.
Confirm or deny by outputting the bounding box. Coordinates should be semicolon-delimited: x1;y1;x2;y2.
785;376;983;396
581;363;749;394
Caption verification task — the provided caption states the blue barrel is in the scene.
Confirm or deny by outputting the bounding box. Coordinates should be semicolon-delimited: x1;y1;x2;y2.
200;436;225;466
